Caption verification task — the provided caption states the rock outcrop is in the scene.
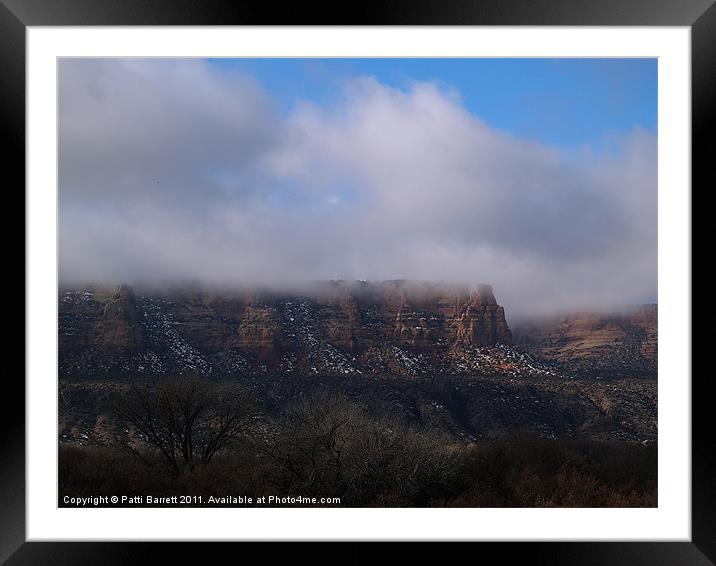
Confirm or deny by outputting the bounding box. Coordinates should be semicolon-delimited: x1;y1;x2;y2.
102;284;137;322
59;280;515;377
452;285;512;347
238;304;281;360
100;284;143;351
512;304;657;375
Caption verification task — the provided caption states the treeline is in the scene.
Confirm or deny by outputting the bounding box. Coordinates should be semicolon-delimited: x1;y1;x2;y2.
59;378;656;507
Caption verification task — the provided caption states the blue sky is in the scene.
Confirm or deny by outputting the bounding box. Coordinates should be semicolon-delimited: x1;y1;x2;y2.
208;58;657;151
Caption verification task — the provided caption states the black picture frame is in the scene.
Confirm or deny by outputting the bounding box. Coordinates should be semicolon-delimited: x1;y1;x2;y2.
5;1;709;563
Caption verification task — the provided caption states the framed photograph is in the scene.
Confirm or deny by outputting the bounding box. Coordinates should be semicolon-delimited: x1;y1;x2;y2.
8;0;709;563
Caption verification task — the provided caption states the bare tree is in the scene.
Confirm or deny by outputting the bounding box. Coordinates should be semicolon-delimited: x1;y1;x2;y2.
115;377;258;473
263;391;462;505
262;391;361;494
342;416;462;506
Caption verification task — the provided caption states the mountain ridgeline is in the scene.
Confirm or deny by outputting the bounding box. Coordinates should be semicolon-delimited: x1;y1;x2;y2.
59;281;523;378
59;280;656;380
58;281;658;446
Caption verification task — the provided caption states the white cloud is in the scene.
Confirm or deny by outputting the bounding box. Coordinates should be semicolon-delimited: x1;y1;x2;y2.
59;60;657;317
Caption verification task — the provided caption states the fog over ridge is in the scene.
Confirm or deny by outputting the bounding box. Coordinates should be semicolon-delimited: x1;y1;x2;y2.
59;59;657;317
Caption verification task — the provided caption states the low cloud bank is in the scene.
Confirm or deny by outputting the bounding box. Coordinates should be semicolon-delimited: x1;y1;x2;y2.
59;60;656;317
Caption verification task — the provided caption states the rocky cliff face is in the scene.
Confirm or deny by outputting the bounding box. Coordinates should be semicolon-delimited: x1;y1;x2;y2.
512;305;657;376
452;285;513;347
238;305;281;359
59;282;658;379
101;284;144;351
59;280;517;377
